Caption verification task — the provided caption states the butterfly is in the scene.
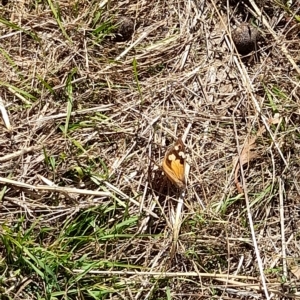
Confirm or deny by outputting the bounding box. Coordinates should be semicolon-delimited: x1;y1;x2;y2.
162;138;186;189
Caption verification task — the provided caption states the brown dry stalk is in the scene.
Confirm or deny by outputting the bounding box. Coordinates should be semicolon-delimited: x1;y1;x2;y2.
0;146;43;162
234;127;265;194
72;269;257;280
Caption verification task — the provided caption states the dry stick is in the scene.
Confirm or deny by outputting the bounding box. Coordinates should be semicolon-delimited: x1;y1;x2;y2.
29;105;113;123
269;233;293;269
103;181;158;219
52;76;87;91
6;197;34;218
248;0;300;75
233;119;270;300
72;269;256;280
13;278;33;300
0;95;11;130
214;278;290;297
7;87;32;105
279;177;288;279
109;141;137;178
0;177;111;197
99;21;165;74
1;176;158;218
0;146;43;162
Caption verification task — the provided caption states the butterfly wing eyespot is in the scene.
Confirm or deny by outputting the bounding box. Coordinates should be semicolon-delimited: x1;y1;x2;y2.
168;153;176;161
162;138;186;189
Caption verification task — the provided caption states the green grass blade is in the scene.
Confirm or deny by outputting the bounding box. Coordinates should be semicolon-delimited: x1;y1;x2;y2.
47;0;71;42
0;48;23;79
0;16;40;41
64;68;77;135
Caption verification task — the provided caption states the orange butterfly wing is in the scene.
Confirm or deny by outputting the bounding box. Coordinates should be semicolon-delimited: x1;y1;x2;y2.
162;138;186;188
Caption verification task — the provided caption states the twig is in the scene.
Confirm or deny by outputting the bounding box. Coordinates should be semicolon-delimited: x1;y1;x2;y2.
279;177;287;279
0;95;11;131
103;181;159;218
13;278;33;300
0;177;111;196
0;146;43;162
8;86;32;105
99;21;165;74
29;105;113;124
72;269;257;280
232;118;270;300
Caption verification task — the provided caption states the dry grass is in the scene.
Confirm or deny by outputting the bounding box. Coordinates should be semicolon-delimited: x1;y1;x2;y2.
1;0;300;299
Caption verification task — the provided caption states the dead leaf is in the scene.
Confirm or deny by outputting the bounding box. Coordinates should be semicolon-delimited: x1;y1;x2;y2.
268;113;282;125
291;266;300;279
234;127;265;194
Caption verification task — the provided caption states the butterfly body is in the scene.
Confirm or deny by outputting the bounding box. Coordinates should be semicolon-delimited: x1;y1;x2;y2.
162;138;186;189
